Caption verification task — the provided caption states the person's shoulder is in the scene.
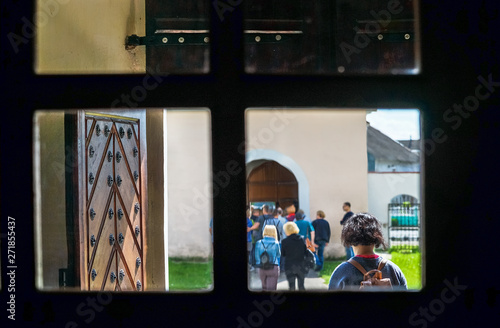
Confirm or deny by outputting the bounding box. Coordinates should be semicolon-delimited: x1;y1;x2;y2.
383;258;403;272
281;236;291;246
330;261;353;278
264;237;279;244
335;261;351;270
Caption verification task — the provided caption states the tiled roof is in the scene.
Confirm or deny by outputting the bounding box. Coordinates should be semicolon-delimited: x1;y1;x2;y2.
367;124;420;162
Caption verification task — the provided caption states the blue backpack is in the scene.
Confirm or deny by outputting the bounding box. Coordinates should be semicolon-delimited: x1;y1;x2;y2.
259;241;274;270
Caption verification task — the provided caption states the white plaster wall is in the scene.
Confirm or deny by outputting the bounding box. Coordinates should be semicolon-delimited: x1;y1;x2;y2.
367;172;421;241
36;0;145;74
166;109;212;258
245;109;368;259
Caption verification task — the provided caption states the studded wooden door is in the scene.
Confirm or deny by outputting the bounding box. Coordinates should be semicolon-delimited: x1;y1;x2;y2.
80;112;147;291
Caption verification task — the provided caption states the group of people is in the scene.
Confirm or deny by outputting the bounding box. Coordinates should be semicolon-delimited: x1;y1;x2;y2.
247;204;331;290
247;202;408;291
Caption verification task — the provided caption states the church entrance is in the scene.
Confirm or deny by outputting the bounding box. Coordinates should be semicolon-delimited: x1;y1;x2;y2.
247;160;298;210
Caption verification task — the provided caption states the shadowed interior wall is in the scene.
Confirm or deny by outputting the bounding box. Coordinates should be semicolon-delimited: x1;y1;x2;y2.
146;109;166;290
167;110;212;258
35;0;146;74
35;111;67;289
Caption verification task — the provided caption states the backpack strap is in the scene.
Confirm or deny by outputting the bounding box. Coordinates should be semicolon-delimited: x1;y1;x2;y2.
260;239;268;250
264;218;281;242
349;258;388;274
377;258;388;271
347;259;367;275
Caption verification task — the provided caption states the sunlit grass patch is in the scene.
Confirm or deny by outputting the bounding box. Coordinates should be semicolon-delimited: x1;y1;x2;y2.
390;251;422;290
169;257;213;291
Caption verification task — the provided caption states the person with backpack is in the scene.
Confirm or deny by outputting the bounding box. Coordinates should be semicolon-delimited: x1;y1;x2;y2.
247;204;273;242
328;213;407;291
254;225;281;291
248;205;273;270
262;208;285;243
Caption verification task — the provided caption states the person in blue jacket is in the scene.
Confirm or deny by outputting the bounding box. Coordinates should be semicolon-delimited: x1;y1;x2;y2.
254;225;281;291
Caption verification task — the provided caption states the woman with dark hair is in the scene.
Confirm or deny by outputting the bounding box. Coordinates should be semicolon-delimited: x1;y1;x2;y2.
328;213;407;290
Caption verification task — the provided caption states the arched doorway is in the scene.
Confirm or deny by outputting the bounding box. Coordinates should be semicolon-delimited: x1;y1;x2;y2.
247;161;298;210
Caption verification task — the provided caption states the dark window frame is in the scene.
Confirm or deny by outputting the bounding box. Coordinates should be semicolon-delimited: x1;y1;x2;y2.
1;0;491;326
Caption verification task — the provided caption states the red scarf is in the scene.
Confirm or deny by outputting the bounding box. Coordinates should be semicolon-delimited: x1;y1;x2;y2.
355;254;379;258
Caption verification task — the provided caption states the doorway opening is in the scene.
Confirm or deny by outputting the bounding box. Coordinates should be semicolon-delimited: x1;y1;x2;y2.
247;160;298;210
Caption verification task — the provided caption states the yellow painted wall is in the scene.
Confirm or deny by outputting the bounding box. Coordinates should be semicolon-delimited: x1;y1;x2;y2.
245;109;369;258
35;0;145;74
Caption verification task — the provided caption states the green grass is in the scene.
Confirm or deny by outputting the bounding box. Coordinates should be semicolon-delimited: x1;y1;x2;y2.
169;258;213;291
319;260;343;284
390;251;422;290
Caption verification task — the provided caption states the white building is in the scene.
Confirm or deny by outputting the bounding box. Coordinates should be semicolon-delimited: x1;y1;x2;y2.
366;124;421;248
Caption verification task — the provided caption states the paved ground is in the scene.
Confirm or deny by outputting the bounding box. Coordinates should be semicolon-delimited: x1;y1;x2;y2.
248;267;328;291
248;252;392;291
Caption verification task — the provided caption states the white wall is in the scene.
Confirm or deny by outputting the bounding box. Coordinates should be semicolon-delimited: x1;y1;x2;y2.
367;172;421;241
375;160;419;172
166;109;212;258
246;109;368;258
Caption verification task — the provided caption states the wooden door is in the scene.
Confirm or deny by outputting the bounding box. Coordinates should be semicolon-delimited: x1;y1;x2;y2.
247;161;298;209
79;111;147;291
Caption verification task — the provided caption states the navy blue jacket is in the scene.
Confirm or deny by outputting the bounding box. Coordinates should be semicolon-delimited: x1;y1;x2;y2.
312;219;331;242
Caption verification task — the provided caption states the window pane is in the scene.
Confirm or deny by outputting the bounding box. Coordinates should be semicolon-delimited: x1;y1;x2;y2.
244;0;420;74
35;1;209;74
33;109;213;291
246;108;422;291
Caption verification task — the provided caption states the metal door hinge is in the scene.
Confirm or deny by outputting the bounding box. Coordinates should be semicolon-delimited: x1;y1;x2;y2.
126;32;210;49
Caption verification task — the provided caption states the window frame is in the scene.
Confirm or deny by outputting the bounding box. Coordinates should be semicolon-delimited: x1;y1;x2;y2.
2;0;491;326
